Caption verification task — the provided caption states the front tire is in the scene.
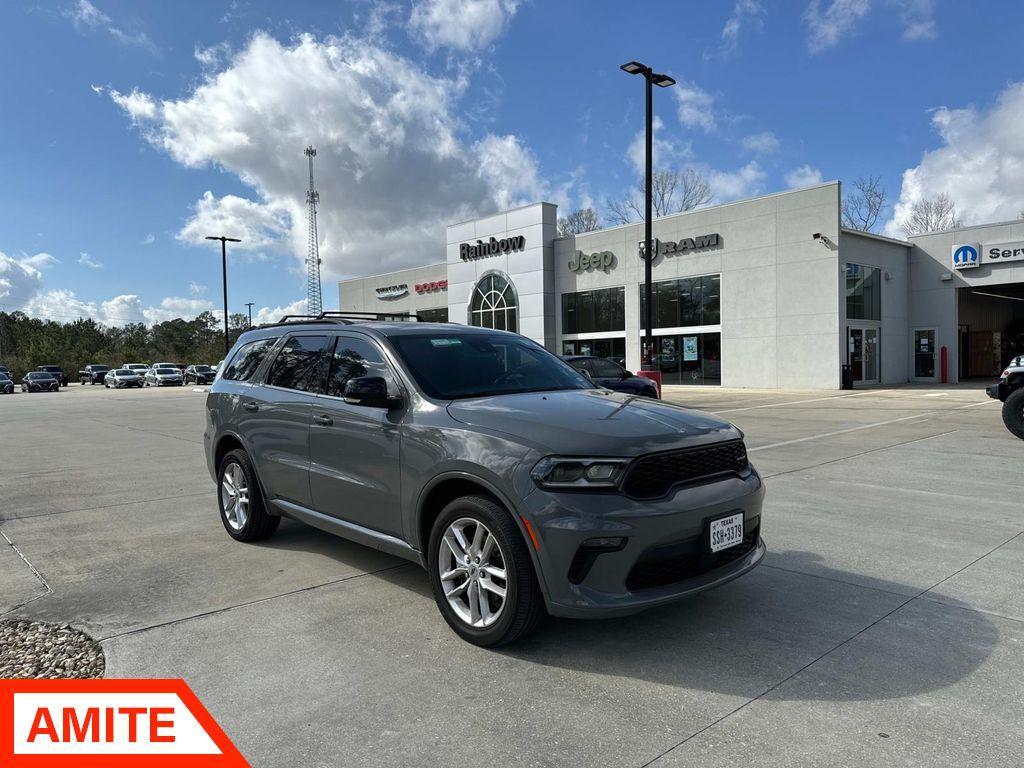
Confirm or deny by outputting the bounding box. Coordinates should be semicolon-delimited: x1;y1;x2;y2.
1003;388;1024;440
217;449;280;542
427;495;545;647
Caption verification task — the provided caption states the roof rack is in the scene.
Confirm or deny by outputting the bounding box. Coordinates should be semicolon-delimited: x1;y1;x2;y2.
265;310;429;328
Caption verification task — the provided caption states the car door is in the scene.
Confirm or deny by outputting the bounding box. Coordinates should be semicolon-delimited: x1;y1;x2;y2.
308;334;404;536
241;334;331;508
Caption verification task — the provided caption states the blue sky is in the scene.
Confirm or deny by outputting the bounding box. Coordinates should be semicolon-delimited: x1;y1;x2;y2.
3;0;1024;325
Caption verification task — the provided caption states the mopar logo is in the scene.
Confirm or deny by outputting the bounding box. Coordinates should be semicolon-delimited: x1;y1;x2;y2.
952;243;979;269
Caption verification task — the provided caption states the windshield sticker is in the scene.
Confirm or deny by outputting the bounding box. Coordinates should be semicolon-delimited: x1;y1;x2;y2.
430;338;463;347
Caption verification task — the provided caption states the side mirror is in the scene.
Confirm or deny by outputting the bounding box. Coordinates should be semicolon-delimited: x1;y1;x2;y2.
343;376;401;409
624;370;634;379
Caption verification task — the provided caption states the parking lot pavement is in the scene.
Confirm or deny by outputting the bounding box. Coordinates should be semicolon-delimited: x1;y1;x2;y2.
2;383;1023;766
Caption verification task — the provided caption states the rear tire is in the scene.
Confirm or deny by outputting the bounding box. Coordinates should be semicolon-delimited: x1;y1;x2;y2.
217;449;280;541
1003;387;1024;440
427;495;545;647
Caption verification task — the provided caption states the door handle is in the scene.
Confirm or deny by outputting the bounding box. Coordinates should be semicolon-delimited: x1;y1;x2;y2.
313;414;333;426
243;401;259;412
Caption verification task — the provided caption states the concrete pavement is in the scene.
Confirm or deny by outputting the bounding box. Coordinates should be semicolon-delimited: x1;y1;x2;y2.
1;383;1022;766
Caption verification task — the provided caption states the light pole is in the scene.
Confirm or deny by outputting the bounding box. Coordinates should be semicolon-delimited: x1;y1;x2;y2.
244;302;254;329
621;61;675;373
205;236;241;357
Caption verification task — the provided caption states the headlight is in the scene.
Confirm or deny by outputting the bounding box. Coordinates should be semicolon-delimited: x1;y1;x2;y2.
531;457;630;490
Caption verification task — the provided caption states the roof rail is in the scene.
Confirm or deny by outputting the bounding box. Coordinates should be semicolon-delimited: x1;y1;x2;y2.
263;310;428;328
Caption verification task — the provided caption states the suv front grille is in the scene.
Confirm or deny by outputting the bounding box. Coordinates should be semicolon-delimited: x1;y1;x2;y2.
621;440;749;499
625;521;760;592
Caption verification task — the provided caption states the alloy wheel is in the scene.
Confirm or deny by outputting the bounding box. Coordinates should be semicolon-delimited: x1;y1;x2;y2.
438;517;508;628
220;462;249;531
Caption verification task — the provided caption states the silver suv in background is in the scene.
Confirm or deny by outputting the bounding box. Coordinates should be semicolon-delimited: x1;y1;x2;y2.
204;315;764;646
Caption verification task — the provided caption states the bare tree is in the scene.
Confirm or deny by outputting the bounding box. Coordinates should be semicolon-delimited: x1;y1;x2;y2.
605;169;713;225
557;207;602;237
900;192;964;236
841;175;887;232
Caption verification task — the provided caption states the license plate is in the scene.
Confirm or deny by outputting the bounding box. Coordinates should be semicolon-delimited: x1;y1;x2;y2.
709;513;744;553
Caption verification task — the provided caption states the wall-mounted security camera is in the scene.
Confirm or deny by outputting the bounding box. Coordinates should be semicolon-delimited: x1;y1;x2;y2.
812;232;823;240
812;232;834;248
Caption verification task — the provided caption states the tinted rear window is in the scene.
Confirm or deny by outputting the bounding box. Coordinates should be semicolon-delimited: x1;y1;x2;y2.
222;338;278;382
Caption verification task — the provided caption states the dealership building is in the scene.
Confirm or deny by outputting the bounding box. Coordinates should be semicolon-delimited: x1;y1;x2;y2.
338;182;1024;388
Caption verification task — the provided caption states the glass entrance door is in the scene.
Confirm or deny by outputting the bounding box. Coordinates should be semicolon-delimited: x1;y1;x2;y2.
913;329;937;380
848;327;880;385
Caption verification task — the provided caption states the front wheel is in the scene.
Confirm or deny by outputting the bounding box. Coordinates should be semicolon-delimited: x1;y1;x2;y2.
217;449;280;542
1003;388;1024;440
427;495;545;647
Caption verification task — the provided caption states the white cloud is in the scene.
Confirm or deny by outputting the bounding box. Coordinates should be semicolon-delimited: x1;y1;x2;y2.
109;32;554;280
885;83;1024;236
741;131;780;155
713;0;766;58
409;0;519;52
626;116;692;175
64;0;157;53
189;281;207;296
253;298;308;326
178;191;290;250
785;164;824;188
78;252;103;269
143;296;216;324
708;161;766;201
194;41;231;69
898;0;936;40
674;81;716;133
803;0;871;53
141;233;155;245
0;252;45;311
19;253;59;270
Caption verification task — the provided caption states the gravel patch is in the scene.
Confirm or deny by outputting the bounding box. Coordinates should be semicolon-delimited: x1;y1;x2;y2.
0;620;105;678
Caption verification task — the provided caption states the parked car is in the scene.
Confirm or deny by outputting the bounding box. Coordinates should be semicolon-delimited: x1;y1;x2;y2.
36;365;68;387
104;368;144;388
562;355;659;398
0;365;10;379
22;371;60;392
184;364;217;385
145;366;184;387
79;364;111;385
205;320;763;647
122;363;150;373
0;372;14;394
987;353;1024;439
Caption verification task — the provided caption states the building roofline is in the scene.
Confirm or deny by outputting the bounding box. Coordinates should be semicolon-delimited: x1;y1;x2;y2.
339;262;447;283
841;227;910;248
906;218;1024;239
447;201;556;229
554;181;841;240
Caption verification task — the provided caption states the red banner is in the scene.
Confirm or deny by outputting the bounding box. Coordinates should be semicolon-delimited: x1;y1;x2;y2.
0;679;249;767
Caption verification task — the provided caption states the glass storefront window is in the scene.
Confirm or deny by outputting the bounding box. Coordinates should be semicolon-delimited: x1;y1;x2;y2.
418;307;448;323
561;287;625;334
470;273;517;332
561;337;626;366
640;274;721;329
846;264;881;321
652;332;721;385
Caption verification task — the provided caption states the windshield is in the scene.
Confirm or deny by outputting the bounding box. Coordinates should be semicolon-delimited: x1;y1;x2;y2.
114;369;134;375
194;365;214;372
40;366;60;372
29;372;53;379
155;367;179;373
0;374;9;381
389;332;591;400
92;366;110;372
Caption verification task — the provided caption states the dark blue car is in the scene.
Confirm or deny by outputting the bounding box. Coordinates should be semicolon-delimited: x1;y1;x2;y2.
562;355;659;398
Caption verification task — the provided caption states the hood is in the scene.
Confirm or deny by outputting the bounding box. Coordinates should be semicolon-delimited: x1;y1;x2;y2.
446;389;740;456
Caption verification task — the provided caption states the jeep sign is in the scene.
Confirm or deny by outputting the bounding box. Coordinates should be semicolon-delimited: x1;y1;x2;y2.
568;250;616;273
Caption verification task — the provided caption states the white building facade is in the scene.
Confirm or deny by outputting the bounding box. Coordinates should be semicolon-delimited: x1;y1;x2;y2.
338;182;1024;388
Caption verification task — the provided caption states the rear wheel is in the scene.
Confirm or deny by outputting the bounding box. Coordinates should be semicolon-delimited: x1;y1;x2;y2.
1003;387;1024;440
217;449;279;541
427;495;545;647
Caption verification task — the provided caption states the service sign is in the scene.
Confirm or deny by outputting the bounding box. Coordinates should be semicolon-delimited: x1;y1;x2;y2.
983;240;1024;265
0;678;249;767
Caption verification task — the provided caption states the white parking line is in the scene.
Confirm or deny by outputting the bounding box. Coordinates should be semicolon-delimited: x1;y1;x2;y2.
712;390;886;414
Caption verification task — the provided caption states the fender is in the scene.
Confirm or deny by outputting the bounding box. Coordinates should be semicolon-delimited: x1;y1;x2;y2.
212;429;275;517
413;470;551;597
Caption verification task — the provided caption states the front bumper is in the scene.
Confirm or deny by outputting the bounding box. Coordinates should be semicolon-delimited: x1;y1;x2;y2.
987;382;1007;401
156;379;183;386
521;470;766;618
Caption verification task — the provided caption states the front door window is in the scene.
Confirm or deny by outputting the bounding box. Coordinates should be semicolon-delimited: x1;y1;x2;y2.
914;329;936;379
848;328;880;384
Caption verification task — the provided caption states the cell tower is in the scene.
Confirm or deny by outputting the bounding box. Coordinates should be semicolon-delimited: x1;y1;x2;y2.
304;145;323;316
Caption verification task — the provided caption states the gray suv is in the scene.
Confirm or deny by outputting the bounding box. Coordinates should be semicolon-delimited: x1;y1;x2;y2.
204;316;765;646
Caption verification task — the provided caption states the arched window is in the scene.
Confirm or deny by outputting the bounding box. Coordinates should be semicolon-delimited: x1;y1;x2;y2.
469;273;517;332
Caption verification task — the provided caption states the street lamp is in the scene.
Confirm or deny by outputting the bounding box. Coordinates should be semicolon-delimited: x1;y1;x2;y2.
621;60;675;375
205;236;241;357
